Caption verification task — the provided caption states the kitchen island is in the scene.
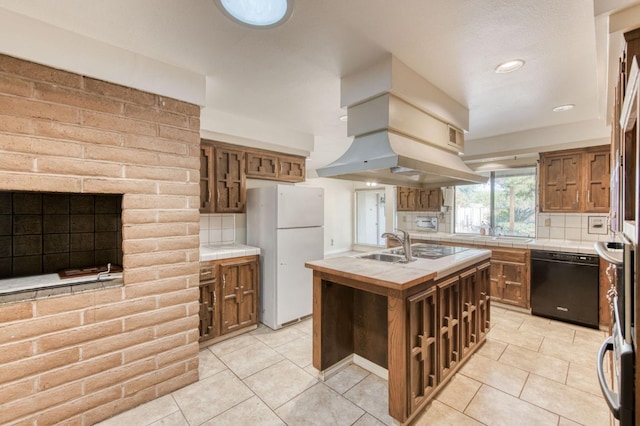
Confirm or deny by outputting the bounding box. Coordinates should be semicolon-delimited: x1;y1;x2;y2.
305;245;491;424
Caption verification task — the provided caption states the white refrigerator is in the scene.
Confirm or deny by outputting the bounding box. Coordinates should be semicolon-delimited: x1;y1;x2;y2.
246;185;324;329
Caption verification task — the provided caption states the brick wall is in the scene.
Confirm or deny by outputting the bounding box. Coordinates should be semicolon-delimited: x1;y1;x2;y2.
0;54;201;424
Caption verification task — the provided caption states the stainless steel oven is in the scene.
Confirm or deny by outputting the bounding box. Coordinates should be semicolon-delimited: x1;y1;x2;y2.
597;235;635;426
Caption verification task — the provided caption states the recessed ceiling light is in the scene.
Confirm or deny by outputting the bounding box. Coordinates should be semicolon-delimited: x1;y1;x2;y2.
495;59;525;74
552;104;574;112
215;0;293;28
339;115;348;122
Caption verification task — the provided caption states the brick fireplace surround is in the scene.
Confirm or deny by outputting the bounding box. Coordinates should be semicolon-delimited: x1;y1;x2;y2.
0;55;202;424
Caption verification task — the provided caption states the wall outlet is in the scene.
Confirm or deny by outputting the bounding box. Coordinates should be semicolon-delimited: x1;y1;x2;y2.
544;218;551;227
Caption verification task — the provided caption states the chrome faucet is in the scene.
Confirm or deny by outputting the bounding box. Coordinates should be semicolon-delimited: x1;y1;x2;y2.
381;229;414;262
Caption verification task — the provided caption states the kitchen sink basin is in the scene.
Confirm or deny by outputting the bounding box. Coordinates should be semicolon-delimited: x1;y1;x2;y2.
358;253;405;263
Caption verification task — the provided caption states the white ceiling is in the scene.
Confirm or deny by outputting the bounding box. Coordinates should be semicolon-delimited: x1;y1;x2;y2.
0;0;636;170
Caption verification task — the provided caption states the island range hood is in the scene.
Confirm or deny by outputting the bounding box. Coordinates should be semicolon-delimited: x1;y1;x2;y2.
317;56;487;189
317;129;487;189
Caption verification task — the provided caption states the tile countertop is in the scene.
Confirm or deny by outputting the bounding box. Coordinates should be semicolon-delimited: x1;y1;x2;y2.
200;243;260;261
306;247;491;289
408;232;602;254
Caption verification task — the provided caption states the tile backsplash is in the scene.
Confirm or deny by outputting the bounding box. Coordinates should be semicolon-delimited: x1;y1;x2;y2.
199;213;237;245
398;209;611;242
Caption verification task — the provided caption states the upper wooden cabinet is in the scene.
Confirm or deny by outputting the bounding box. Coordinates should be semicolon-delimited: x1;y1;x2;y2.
201;140;307;213
214;147;246;213
397;187;442;212
246;151;278;179
539;145;610;213
277;155;306;182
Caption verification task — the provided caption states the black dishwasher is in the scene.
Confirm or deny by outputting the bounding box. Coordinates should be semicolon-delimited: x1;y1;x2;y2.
530;250;599;328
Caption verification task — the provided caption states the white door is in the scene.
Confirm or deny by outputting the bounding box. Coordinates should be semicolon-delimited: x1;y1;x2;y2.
276;185;324;229
276;226;324;325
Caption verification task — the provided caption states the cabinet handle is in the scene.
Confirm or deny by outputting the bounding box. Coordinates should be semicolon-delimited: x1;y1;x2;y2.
208;190;211;203
576;191;579;203
587;190;591;202
213;290;216;306
222;274;226;288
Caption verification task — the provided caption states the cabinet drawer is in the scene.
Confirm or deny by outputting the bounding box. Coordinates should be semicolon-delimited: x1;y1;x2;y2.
200;264;215;281
490;248;528;263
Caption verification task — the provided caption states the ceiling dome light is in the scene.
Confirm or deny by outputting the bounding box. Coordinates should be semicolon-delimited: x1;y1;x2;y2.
215;0;293;28
552;104;574;112
495;59;525;74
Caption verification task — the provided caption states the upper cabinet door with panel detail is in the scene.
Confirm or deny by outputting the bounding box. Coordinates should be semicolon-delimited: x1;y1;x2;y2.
246;151;278;179
584;147;611;213
277;156;306;182
215;147;246;213
200;145;215;213
540;151;582;212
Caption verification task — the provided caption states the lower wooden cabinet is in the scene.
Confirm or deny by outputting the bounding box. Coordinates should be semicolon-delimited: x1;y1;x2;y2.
406;262;490;419
489;248;530;309
198;255;259;344
407;286;438;412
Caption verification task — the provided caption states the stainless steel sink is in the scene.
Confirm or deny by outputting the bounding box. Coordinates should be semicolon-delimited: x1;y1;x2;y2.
358;253;405;263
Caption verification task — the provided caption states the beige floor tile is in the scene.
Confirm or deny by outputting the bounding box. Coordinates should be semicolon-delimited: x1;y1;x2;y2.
458;353;529;396
172;369;253;425
95;394;180;426
209;333;259;357
520;374;611;426
243;359;317;409
498;344;569;383
202;396;285;426
539;336;601;368
414;400;483;426
324;364;370;394
573;327;607;346
518;318;576;343
344;374;392;424
199;348;227;379
292;317;313;335
565;361;603;396
219;340;284;379
275;382;365;426
558;416;584;426
352;413;386;426
475;338;507;360
251;323;306;348
148;411;188;426
486;323;543;351
435;374;482;412
275;334;312;368
465;384;559;425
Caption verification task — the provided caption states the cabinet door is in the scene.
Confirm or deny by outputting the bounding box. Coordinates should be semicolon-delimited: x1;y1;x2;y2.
246;151;278;179
584;148;611;212
277;155;306;182
198;263;218;342
491;260;528;308
459;268;478;358
540;152;581;212
397;187;416;211
476;262;491;340
437;276;460;382
200;145;214;213
220;257;259;335
426;189;442;211
215;147;246;213
407;287;438;413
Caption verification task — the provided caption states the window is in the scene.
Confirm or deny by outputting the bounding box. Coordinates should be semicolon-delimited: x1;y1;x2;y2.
355;189;386;246
454;167;536;237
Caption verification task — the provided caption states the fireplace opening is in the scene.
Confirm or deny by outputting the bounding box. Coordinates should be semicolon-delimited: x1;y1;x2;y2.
0;191;123;289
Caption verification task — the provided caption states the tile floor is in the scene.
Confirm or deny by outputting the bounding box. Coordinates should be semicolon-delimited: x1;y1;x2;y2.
97;306;613;426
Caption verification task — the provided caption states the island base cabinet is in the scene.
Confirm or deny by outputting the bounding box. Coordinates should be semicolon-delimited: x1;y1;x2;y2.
477;262;491;341
407;287;438;413
460;268;479;358
437;276;461;383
